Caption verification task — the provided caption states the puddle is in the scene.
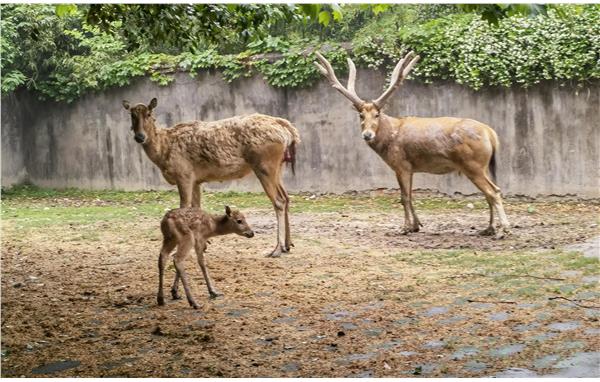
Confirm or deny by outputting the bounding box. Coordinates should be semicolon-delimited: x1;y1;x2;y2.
363;328;383;337
471;303;494;310
564;236;600;259
372;340;402;351
422;306;449;317
533;354;560;368
273;317;296;324
582;275;600;284
488;312;510;321
340;322;358;330
335;352;376;365
489;344;525;357
398;351;417;356
494;367;538;377
280;362;300;372
422;340;446;349
513;322;540;332
529;332;558;342
584;328;600;335
226;308;249;317
547;352;600;377
451;346;479;360
563;340;585;349
324;311;356;321
547;321;581;331
31;360;81;374
394;317;418;326
439;315;467;325
464;360;487;372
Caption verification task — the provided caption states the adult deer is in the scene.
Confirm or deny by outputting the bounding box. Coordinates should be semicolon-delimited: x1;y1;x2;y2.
122;98;300;257
314;51;510;238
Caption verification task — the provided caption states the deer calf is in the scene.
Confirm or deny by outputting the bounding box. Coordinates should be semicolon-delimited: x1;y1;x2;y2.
157;206;254;309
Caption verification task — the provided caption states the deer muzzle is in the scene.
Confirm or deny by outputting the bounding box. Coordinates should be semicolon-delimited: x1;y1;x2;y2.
134;132;146;144
244;230;255;238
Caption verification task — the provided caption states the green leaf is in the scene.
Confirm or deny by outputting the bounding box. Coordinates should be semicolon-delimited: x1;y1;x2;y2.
318;11;331;27
55;4;77;18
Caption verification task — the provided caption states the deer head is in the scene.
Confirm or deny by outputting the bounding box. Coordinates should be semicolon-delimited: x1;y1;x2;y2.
314;51;420;142
122;98;158;144
223;206;254;238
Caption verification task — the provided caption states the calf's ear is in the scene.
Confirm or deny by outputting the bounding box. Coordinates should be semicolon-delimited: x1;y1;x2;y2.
148;98;158;111
225;206;232;217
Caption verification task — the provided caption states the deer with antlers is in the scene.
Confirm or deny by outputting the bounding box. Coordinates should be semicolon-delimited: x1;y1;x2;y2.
122;98;300;257
314;51;510;238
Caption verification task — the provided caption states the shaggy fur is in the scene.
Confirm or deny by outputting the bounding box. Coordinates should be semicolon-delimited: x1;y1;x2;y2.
123;98;300;257
315;52;510;238
157;206;254;309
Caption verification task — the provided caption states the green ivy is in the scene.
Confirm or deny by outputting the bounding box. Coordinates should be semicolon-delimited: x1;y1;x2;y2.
2;4;599;102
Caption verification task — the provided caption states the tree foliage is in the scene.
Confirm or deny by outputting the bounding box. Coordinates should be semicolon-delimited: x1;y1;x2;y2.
1;4;598;102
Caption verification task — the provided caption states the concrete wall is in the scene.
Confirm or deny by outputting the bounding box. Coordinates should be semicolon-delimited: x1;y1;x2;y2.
2;71;599;197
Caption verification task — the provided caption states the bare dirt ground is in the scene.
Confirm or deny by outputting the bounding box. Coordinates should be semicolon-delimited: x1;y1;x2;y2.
1;190;599;377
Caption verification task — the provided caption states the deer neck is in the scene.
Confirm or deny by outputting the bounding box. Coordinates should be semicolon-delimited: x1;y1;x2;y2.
140;118;167;166
367;114;396;159
211;215;233;237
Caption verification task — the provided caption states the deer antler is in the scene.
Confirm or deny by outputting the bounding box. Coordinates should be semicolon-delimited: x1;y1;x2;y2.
314;52;365;108
372;51;420;109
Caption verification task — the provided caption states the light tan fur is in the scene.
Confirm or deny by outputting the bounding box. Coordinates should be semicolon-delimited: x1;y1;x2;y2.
157;206;254;309
122;98;300;256
315;52;510;238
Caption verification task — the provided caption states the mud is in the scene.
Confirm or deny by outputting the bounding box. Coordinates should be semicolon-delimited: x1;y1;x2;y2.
1;194;599;377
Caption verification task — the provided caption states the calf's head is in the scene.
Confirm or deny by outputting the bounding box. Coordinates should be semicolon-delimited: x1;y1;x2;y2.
224;206;254;238
122;98;158;144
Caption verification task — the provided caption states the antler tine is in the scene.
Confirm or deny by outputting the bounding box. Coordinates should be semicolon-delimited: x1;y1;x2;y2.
373;51;419;109
346;57;358;96
314;51;365;108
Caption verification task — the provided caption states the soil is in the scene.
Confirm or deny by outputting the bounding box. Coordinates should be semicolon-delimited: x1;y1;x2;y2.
1;194;599;377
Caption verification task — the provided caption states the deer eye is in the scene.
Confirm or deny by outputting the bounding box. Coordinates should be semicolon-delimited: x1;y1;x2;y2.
236;219;243;224
359;114;364;119
375;113;380;118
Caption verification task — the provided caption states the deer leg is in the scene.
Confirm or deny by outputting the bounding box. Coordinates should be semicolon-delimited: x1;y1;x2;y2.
194;241;222;299
172;233;199;309
466;170;510;239
157;238;176;306
177;179;194;208
171;272;182;300
191;182;203;208
396;171;418;234
254;168;286;258
278;183;293;252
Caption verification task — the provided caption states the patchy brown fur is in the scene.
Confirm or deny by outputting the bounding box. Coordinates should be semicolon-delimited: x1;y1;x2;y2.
123;98;300;256
315;52;510;238
157;206;254;309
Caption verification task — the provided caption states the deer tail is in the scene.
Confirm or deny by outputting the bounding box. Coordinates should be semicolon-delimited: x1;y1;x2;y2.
276;118;300;176
488;129;499;182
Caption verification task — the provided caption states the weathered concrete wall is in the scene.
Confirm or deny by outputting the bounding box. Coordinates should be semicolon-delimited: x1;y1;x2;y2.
2;71;599;197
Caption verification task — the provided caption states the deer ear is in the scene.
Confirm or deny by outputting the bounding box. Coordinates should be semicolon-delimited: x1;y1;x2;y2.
122;100;130;110
225;206;232;217
148;98;158;110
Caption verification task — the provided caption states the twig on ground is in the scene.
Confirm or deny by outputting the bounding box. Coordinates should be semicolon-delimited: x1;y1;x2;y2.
466;299;517;304
548;296;600;309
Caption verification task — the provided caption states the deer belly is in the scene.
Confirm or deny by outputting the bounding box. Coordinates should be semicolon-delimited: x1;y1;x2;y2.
200;162;252;182
412;156;457;174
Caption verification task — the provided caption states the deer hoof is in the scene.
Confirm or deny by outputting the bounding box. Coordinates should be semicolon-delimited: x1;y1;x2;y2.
400;227;418;235
171;291;182;300
190;302;200;310
157;296;165;306
209;291;223;299
478;226;496;236
494;228;511;240
266;249;283;258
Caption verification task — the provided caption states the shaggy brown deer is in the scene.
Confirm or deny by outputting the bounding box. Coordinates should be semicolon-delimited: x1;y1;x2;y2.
157;205;254;309
122;98;300;257
315;51;510;238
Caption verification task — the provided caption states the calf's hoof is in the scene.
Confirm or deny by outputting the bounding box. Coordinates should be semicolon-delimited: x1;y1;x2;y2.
157;296;165;306
494;228;511;240
189;301;200;310
400;226;419;235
